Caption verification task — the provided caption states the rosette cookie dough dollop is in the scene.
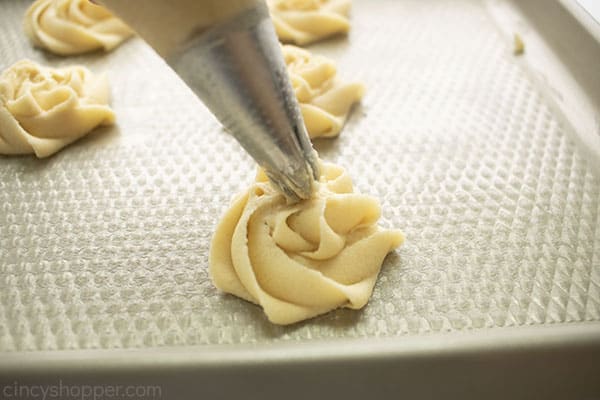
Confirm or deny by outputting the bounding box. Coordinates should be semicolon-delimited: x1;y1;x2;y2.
0;60;115;157
268;0;351;45
24;0;134;55
284;45;364;139
210;162;404;325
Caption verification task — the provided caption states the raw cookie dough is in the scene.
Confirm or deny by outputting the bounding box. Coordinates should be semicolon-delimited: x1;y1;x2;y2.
283;45;364;139
268;0;351;45
210;162;404;325
0;60;115;158
24;0;134;55
514;33;525;55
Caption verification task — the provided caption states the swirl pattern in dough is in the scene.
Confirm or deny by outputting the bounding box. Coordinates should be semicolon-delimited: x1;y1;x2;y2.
0;60;115;158
24;0;134;55
283;45;364;139
210;162;404;325
268;0;352;45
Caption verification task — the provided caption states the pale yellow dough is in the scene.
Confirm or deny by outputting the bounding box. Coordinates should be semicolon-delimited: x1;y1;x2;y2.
210;162;404;325
283;45;364;139
24;0;134;56
268;0;351;45
0;60;115;158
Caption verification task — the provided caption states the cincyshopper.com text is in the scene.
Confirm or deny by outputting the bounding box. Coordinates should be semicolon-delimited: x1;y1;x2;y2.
2;381;162;400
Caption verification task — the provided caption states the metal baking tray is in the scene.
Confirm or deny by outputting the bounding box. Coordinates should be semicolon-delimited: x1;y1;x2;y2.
1;0;599;398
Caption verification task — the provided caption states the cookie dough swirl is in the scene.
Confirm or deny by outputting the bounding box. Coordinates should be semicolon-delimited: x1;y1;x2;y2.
24;0;134;55
283;45;364;138
0;60;115;157
268;0;351;45
210;162;404;325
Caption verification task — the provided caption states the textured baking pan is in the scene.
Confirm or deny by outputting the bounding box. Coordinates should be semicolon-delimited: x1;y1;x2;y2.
1;0;599;398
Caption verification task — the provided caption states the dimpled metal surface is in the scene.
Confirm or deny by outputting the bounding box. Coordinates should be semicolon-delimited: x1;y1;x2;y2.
0;0;599;352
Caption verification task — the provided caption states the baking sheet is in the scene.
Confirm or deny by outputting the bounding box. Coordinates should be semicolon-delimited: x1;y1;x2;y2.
1;0;599;354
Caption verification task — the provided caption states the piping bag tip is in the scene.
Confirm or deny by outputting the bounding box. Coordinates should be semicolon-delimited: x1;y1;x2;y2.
264;148;320;201
166;3;320;202
102;0;320;201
